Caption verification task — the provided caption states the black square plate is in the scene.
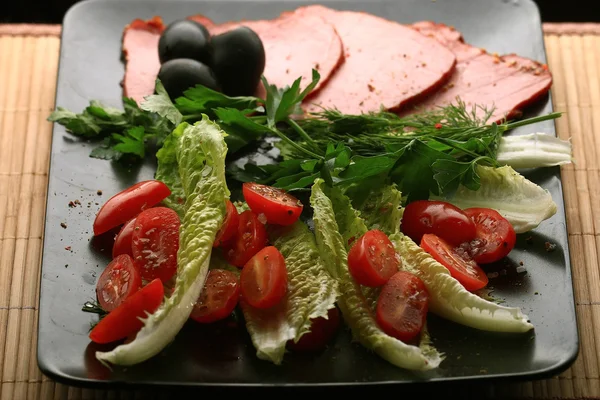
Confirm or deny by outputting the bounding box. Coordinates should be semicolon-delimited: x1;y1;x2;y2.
38;0;578;391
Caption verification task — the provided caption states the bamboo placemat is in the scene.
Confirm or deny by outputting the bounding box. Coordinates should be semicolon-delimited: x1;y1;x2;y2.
0;21;599;400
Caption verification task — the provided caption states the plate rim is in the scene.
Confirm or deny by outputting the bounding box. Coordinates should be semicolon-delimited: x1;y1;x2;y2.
36;0;580;390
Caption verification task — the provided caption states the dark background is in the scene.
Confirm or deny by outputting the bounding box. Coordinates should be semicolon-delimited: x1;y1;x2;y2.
2;0;600;23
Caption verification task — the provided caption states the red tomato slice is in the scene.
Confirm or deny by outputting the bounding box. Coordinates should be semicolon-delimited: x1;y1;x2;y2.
112;218;136;258
93;180;171;236
213;200;240;248
223;210;268;267
287;307;341;352
89;278;164;344
401;200;477;246
96;254;142;312
420;233;488;292
376;271;429;343
190;269;240;323
240;246;288;309
464;208;517;264
242;182;303;226
347;229;399;287
131;207;180;284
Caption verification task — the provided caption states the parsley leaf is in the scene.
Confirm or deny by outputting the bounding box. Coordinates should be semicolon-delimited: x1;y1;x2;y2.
175;84;262;116
263;69;320;128
214;108;269;153
432;157;493;198
111;126;146;158
390;140;453;203
140;80;183;126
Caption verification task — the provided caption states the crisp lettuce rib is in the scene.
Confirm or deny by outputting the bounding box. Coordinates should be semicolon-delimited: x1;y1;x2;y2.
391;232;533;333
96;116;230;366
310;179;442;371
239;221;339;365
432;165;557;233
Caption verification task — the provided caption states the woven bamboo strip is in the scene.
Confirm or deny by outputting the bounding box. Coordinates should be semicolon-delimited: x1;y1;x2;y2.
0;36;28;399
1;37;37;400
13;37;59;400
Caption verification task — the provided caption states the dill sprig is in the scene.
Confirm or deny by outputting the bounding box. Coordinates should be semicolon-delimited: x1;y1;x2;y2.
291;100;560;158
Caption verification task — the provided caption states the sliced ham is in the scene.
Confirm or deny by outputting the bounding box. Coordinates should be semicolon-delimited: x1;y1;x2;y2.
293;5;456;115
195;11;344;97
121;16;165;104
405;22;553;123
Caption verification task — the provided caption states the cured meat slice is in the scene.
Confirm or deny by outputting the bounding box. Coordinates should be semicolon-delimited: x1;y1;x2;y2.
293;5;457;115
406;22;553;123
197;11;344;96
121;16;165;104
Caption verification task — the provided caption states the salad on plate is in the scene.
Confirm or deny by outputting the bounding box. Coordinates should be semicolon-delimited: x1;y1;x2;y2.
48;5;573;372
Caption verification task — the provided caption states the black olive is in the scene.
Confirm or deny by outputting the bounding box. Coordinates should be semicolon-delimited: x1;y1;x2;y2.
211;26;266;96
158;58;220;100
158;20;212;65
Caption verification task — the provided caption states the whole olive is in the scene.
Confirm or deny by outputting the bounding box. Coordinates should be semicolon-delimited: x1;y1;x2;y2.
211;26;266;96
158;58;220;100
158;19;212;65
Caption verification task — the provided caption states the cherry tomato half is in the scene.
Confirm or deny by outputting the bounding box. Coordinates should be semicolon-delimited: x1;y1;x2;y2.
376;271;429;343
213;200;240;248
347;230;400;287
420;233;488;292
464;208;517;264
240;246;288;309
243;182;303;226
223;210;268;267
112;218;136;258
287;307;341;352
93;180;171;236
89;278;164;344
401;200;477;246
96;254;142;312
131;207;180;284
190;269;240;323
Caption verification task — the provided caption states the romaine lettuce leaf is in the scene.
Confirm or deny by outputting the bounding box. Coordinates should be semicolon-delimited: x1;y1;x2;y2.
390;232;534;333
356;184;534;333
310;179;443;371
355;183;404;236
239;221;339;365
96;116;230;366
432;165;557;233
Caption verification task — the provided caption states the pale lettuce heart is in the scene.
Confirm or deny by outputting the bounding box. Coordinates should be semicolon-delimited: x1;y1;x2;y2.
432;164;557;233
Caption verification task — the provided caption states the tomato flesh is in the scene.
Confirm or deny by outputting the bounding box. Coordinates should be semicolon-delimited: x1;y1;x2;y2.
213;200;240;248
131;207;180;284
347;229;399;287
464;208;517;264
401;200;477;246
243;182;303;226
93;180;171;236
223;210;268;267
287;307;341;352
376;271;429;343
420;233;488;292
89;278;164;344
112;218;136;258
240;246;288;309
96;254;142;312
191;269;240;323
